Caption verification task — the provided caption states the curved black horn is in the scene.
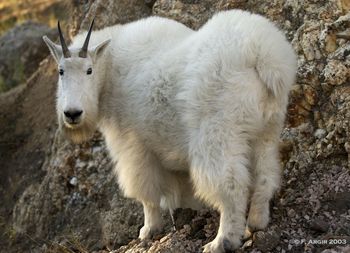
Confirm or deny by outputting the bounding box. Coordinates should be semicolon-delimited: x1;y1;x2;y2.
57;21;71;58
79;19;95;58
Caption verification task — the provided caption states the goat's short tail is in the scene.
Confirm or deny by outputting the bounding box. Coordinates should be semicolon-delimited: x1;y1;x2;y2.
255;27;297;98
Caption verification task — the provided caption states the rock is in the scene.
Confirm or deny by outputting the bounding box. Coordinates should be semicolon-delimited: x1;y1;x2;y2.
153;0;216;30
0;1;153;251
69;176;78;186
328;192;350;213
80;0;152;31
315;129;327;139
253;230;281;252
310;218;329;233
300;27;321;61
144;0;157;8
189;216;206;237
324;33;338;53
304;85;318;105
241;239;253;250
12;133;143;250
173;208;197;230
321;246;350;253
287;208;296;218
323;60;349;86
153;0;246;30
0;21;55;92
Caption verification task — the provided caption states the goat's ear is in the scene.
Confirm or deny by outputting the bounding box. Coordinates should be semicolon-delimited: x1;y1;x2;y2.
90;39;111;60
43;36;63;63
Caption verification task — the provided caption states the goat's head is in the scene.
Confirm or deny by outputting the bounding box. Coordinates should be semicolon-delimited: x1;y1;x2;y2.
43;20;110;143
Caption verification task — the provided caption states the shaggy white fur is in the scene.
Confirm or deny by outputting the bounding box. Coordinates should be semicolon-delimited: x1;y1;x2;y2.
44;10;297;252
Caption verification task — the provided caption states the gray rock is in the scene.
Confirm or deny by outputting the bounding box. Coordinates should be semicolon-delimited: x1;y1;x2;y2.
310;218;329;233
173;208;197;230
69;176;78;186
0;21;55;92
315;129;327;139
328;192;350;213
153;0;246;30
80;0;152;31
253;230;281;252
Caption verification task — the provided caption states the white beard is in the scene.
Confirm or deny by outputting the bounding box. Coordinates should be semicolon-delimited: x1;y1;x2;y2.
59;115;97;144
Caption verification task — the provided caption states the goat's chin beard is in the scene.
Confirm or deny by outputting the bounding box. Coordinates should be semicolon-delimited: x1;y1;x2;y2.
59;119;96;144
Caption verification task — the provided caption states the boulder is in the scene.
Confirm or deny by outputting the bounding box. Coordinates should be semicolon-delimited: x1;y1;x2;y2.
0;1;152;252
0;21;55;92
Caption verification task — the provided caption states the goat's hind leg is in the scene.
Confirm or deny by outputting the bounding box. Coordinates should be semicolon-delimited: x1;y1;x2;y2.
190;129;251;252
248;123;281;231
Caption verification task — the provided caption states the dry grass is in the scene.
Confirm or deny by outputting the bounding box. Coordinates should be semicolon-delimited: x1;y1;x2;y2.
45;236;90;253
0;215;91;253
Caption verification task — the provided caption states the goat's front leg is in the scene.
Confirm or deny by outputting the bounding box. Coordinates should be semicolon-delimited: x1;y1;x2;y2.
114;138;181;239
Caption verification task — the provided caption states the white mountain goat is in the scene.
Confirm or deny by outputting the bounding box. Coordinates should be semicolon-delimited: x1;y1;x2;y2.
43;10;296;252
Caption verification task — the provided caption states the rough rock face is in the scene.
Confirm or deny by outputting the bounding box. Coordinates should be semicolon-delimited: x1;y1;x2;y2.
153;0;246;29
12;132;143;252
1;0;349;253
0;58;58;253
0;1;152;253
114;0;350;252
80;0;152;31
0;21;55;92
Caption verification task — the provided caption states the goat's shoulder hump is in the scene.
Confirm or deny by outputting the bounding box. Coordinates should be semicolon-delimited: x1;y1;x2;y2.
203;10;276;32
125;16;192;34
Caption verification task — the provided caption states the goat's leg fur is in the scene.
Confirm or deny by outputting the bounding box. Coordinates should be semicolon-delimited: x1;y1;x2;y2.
248;121;281;231
113;134;182;239
189;123;251;252
139;201;162;239
117;153;164;239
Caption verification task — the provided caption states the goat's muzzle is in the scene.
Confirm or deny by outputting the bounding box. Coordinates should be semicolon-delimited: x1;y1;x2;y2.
63;109;83;127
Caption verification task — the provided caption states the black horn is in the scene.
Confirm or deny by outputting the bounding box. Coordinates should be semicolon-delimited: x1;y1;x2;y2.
57;21;71;58
79;19;95;58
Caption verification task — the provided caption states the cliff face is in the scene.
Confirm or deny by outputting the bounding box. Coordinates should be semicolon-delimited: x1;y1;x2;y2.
0;21;56;92
0;0;349;253
0;1;151;252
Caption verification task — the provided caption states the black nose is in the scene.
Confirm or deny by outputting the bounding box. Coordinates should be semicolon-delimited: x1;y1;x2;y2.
64;110;83;122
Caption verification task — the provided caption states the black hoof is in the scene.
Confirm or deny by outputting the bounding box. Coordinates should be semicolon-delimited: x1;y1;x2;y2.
223;238;233;253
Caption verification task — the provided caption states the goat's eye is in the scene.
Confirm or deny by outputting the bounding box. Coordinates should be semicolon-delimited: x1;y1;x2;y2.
87;68;92;75
59;69;64;76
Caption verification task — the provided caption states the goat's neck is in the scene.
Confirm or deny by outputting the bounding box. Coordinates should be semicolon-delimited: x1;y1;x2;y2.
97;49;122;132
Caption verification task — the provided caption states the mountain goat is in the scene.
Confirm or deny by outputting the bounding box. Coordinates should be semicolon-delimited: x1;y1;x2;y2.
43;10;296;252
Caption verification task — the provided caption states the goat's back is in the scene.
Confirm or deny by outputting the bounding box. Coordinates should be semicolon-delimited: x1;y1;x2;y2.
100;11;296;171
177;10;296;135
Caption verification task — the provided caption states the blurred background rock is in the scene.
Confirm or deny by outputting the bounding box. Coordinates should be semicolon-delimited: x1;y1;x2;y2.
0;0;67;36
0;0;71;92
